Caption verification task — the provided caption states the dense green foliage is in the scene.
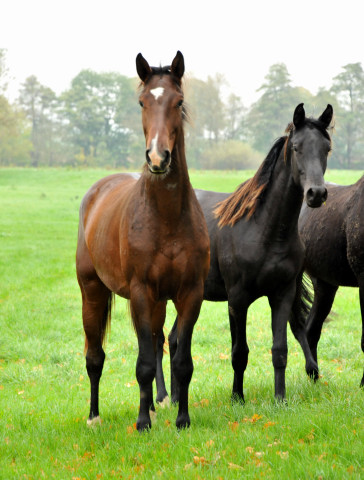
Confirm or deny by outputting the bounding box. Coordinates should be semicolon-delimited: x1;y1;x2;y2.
1;47;364;169
0;168;363;479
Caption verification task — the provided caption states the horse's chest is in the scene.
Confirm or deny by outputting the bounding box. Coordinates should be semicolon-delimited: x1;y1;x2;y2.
223;242;301;292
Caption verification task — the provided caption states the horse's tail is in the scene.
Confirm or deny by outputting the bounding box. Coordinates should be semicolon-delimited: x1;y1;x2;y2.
289;272;314;337
84;291;114;354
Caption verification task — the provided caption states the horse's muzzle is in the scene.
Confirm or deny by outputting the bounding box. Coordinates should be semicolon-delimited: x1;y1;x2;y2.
146;150;171;174
305;185;328;208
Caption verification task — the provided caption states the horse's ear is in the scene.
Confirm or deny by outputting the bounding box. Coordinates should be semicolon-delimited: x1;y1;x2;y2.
171;51;185;80
318;104;333;128
293;103;305;129
136;53;152;82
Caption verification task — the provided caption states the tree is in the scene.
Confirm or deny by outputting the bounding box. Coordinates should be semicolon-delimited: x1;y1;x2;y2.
330;63;364;167
18;76;62;166
224;93;247;141
0;96;31;165
247;63;294;152
61;70;139;167
0;50;31;165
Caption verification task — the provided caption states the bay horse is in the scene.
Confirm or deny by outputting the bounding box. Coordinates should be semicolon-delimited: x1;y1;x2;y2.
76;51;210;431
156;103;334;404
299;177;364;387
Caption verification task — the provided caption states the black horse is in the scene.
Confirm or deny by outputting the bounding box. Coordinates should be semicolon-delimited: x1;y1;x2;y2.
156;103;334;405
299;177;364;388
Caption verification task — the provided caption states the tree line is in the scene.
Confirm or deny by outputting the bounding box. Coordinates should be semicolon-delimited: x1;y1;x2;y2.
1;48;364;169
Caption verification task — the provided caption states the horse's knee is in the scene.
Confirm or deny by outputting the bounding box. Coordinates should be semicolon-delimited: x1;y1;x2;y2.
136;358;156;385
231;345;249;372
172;354;193;385
86;350;105;379
272;347;287;369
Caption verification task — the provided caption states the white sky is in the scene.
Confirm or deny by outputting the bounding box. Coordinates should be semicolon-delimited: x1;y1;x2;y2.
2;0;363;107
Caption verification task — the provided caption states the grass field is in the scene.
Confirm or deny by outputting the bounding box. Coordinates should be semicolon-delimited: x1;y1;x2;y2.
0;167;363;479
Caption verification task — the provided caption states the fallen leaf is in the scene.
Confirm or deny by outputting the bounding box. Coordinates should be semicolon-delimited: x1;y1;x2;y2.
229;421;239;431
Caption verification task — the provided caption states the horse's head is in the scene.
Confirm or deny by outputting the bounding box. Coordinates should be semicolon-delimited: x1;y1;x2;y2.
136;51;185;175
289;103;333;207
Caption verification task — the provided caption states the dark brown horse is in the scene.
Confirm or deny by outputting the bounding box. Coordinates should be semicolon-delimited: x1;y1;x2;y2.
156;104;333;405
299;177;364;387
76;51;210;431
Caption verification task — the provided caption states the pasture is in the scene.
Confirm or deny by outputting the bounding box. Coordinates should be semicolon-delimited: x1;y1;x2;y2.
0;168;363;479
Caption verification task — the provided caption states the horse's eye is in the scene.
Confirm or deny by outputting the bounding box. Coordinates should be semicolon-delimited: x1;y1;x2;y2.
176;100;183;108
292;145;298;152
139;100;144;108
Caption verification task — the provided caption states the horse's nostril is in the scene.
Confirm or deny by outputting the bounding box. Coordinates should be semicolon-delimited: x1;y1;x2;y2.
146;150;151;164
306;186;328;207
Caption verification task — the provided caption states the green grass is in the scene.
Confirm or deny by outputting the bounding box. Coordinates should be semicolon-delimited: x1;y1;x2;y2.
0;167;363;479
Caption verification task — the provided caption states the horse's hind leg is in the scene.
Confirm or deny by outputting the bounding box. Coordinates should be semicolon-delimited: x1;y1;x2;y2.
168;317;179;404
79;278;111;425
306;278;337;366
357;280;364;387
77;242;112;425
155;330;169;404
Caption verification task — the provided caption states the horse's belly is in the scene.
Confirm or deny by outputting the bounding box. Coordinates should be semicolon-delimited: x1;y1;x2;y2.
304;243;358;287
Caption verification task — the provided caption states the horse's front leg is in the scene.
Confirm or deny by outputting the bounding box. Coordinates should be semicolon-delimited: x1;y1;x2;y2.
173;289;204;429
269;284;296;401
227;293;249;404
131;295;166;432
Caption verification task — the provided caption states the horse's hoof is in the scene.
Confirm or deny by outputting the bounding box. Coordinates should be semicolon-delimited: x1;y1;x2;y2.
274;395;287;405
157;396;170;408
87;416;101;427
136;416;152;432
231;392;245;405
176;414;190;430
156;391;169;404
306;361;319;381
171;395;179;405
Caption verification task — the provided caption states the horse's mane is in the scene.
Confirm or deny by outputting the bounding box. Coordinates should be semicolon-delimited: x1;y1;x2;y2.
214;136;287;227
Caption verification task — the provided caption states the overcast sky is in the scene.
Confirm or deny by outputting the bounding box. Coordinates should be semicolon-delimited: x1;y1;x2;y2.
2;0;363;107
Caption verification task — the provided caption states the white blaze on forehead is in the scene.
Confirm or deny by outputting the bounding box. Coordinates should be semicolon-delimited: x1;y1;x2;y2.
150;87;164;100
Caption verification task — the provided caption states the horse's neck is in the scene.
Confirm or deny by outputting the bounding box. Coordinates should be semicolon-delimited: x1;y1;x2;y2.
258;150;303;242
141;141;192;220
